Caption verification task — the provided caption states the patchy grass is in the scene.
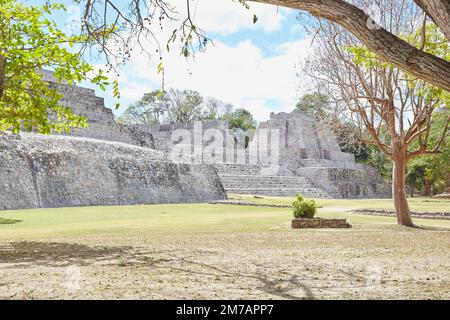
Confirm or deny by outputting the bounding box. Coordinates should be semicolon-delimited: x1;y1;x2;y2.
229;194;450;212
0;204;292;240
0;196;449;299
1;197;449;240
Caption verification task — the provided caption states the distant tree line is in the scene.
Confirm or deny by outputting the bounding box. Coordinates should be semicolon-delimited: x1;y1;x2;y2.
118;89;257;131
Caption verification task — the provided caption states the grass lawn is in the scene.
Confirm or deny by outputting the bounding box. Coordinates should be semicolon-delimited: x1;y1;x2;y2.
229;194;450;212
0;195;449;299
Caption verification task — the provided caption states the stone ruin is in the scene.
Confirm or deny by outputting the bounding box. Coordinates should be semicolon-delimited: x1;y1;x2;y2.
0;133;225;210
0;72;226;210
254;112;392;198
0;72;391;210
150;111;391;199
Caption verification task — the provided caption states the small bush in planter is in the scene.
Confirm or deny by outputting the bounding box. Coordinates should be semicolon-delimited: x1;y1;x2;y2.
292;193;317;218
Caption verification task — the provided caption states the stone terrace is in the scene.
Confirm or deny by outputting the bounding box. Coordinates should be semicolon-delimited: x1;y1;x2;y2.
215;164;332;198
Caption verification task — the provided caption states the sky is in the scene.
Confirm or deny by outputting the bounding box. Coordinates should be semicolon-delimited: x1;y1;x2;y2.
28;0;314;122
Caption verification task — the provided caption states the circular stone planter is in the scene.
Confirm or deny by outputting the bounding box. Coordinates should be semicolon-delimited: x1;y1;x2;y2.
291;218;352;229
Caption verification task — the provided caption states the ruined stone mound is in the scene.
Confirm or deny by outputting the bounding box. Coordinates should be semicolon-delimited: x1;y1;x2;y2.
18;71;391;201
0;133;226;210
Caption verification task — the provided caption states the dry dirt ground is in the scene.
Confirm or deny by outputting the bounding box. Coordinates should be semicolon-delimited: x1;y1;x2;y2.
0;199;449;299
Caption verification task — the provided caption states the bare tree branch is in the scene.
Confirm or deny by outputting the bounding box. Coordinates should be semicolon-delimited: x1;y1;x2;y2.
251;0;450;91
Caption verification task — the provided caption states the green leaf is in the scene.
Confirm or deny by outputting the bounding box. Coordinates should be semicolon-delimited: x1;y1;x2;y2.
157;62;164;74
0;0;114;134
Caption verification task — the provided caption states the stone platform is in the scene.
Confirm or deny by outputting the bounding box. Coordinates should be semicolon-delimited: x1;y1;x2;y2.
215;164;332;198
0;133;226;210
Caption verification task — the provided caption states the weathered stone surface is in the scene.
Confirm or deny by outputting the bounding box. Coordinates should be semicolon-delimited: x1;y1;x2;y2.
0;133;226;210
40;70;156;148
291;218;352;229
259;111;357;168
296;167;391;199
145;111;391;199
256;111;391;199
20;72;391;201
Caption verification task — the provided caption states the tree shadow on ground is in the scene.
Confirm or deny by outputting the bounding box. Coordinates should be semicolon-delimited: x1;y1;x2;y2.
411;224;450;231
0;241;376;300
164;257;317;299
0;218;22;225
0;241;133;267
165;258;381;300
0;241;189;269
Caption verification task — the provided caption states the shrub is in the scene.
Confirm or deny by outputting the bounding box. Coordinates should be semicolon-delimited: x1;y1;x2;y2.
292;193;317;218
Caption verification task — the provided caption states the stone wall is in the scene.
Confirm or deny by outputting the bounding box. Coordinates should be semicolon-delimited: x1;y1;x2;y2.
147;120;229;153
0;133;226;210
255;111;391;198
259;111;360;169
296;167;391;199
41;70;156;148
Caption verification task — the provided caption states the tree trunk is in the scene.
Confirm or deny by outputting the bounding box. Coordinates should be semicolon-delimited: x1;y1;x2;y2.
409;182;414;197
414;0;450;43
422;181;432;196
0;55;5;100
392;153;414;226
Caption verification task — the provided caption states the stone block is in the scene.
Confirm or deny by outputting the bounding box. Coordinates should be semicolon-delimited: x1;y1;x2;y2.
291;218;352;229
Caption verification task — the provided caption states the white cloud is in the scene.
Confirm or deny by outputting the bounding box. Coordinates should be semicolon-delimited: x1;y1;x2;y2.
120;81;153;100
114;36;312;122
189;0;287;34
126;0;286;51
95;1;310;122
240;99;278;122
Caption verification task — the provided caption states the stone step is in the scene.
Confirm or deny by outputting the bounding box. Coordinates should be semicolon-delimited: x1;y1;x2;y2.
215;166;262;175
223;183;312;188
222;183;313;188
217;173;332;198
219;174;311;183
214;164;292;176
219;175;312;188
215;166;332;198
219;173;310;179
224;187;332;198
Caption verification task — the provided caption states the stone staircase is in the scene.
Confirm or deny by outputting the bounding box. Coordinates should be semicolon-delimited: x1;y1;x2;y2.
214;164;332;198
